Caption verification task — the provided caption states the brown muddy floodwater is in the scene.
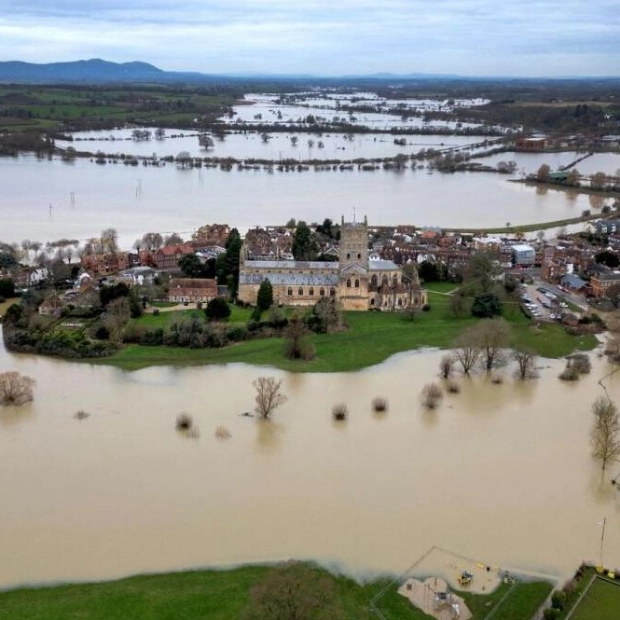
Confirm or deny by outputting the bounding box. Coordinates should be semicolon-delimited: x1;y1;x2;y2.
1;336;620;589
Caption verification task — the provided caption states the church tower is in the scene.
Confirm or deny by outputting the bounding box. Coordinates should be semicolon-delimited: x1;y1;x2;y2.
338;215;369;310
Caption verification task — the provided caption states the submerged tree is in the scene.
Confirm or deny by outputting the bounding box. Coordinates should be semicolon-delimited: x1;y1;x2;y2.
513;347;538;380
591;397;620;472
253;377;287;419
0;371;35;406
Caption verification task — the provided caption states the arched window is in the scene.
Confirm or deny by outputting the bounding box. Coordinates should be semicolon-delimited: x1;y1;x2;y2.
298;287;303;296
354;278;360;288
330;288;336;297
397;298;403;307
309;287;314;296
346;279;351;288
287;287;293;296
357;253;361;260
370;274;378;289
393;275;398;287
320;288;325;297
370;298;375;306
346;253;351;260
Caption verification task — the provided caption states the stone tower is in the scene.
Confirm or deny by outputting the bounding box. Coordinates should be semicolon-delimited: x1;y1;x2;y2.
339;215;369;270
338;215;369;310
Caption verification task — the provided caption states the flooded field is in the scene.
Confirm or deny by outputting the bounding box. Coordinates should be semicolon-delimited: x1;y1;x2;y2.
0;153;606;248
1;335;619;589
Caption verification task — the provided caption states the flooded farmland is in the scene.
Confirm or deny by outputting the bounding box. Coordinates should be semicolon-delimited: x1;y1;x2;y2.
1;335;619;589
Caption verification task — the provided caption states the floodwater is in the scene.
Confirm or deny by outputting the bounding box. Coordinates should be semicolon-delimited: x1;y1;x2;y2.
1;334;620;589
0;154;607;248
60;128;485;162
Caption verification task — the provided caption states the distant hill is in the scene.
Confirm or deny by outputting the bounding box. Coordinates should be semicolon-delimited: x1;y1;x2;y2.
0;59;204;84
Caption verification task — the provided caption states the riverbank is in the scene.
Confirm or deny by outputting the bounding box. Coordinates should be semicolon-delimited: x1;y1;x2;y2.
0;562;553;620
97;305;597;372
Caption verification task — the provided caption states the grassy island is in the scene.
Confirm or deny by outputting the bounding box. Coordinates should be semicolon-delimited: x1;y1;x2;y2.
99;294;597;372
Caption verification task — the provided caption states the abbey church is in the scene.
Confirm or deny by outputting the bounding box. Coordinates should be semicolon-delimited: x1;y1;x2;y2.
237;217;427;311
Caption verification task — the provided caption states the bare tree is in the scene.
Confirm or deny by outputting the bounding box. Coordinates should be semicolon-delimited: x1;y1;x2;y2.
164;232;184;246
439;354;455;379
473;318;512;371
100;228;118;254
454;330;481;375
253;377;287;419
591;397;620;472
140;232;164;251
0;371;35;406
513;348;538;380
421;382;443;409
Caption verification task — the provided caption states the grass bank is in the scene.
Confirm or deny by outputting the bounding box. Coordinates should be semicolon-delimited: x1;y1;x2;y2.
98;301;597;372
0;563;554;620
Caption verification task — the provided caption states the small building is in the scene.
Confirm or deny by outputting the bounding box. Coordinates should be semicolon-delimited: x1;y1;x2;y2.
168;278;218;303
515;135;547;151
512;244;536;266
154;244;195;271
560;274;587;291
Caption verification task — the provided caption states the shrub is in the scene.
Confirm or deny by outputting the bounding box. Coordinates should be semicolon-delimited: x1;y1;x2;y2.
215;425;232;440
491;374;503;384
422;304;431;312
176;413;194;431
569;353;591;374
446;380;461;393
332;403;348;421
372;397;388;413
439;354;455;379
559;365;580;381
543;608;560;620
225;324;248;342
74;410;90;420
421;382;443;409
153;308;160;316
205;297;231;321
551;591;566;611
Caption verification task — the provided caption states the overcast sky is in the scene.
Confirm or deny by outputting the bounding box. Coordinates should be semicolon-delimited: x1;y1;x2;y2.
2;0;619;77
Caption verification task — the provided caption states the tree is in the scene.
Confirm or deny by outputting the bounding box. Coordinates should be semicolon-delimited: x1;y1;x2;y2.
198;134;215;149
155;127;166;140
595;250;620;268
178;254;213;278
164;232;184;246
243;563;343;620
537;164;551;182
253;377;287;419
100;228;118;254
591;171;607;191
103;297;130;342
0;278;15;298
290;136;298;146
513;347;538;379
256;279;274;313
307;297;342;333
284;313;315;360
0;371;35;406
466;252;502;295
292;221;318;261
454;329;481;374
176;151;192;167
217;228;242;298
205;297;231;321
471;293;502;318
140;232;164;251
471;318;511;371
591;397;620;472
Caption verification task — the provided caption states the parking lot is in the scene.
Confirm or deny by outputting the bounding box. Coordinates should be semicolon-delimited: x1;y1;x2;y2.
520;283;570;321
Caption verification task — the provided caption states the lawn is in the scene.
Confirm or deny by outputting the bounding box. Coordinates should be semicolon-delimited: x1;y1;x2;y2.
100;304;597;372
570;577;620;620
0;564;554;620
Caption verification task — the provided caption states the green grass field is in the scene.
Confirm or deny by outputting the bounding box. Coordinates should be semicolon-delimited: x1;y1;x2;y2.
0;564;554;620
570;577;620;620
100;302;597;372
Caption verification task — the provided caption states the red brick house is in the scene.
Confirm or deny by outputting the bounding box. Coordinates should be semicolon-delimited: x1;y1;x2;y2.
154;244;195;271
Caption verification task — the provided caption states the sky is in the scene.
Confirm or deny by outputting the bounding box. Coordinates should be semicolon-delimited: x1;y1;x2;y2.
2;0;620;77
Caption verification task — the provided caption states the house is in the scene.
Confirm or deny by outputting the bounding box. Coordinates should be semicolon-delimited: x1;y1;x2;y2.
168;278;218;303
38;292;63;317
154;244;195;271
516;135;547;151
81;252;129;277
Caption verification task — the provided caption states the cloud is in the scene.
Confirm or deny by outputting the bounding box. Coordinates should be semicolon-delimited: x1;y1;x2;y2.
2;0;619;76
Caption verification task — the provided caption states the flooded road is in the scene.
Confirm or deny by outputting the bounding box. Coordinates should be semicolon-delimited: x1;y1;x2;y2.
1;335;619;588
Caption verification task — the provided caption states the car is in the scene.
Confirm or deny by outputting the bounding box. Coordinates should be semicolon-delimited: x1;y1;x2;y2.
542;302;551;309
536;287;547;294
